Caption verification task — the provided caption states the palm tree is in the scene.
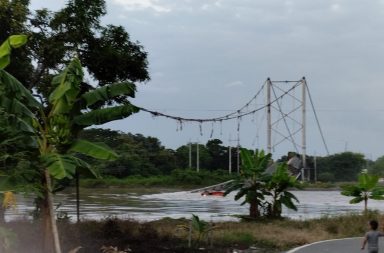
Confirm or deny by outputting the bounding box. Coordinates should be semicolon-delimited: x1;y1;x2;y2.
341;172;384;213
0;35;140;253
224;149;271;218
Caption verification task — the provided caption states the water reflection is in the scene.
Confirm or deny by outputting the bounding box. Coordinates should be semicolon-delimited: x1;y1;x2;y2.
5;189;383;222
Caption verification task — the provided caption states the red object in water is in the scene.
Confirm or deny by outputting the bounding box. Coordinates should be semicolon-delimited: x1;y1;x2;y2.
201;191;224;197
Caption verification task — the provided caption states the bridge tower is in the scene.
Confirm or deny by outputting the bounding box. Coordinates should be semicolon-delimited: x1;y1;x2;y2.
266;77;308;180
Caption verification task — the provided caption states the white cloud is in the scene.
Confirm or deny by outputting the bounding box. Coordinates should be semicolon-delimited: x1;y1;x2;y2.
201;0;222;10
225;81;245;88
111;0;171;13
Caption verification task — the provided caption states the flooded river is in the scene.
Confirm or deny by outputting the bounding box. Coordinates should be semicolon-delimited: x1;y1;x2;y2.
6;189;384;222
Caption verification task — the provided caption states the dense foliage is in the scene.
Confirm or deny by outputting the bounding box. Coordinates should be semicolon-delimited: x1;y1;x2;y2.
79;128;241;177
315;152;367;182
77;128;383;184
0;0;149;101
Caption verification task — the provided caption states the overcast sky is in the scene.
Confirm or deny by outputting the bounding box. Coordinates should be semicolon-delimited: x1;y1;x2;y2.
30;0;384;160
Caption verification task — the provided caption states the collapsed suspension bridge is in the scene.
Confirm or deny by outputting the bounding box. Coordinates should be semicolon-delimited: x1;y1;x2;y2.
135;77;329;180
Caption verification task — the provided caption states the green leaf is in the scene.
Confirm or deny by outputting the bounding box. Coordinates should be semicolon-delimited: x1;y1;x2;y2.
69;139;118;160
8;35;28;48
0;35;28;69
6;115;35;133
0;96;36;119
74;103;140;127
349;196;364;204
0;70;41;109
240;149;254;171
371;187;384;196
224;182;242;196
81;82;136;107
71;157;100;178
49;81;72;102
358;173;379;190
284;191;299;203
234;188;248;201
0;55;10;69
281;194;298;211
370;195;384;200
42;154;77;180
341;184;361;197
0;40;11;69
49;58;83;115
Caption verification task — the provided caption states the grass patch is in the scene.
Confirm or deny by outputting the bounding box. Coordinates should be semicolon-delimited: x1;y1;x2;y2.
148;211;381;251
1;211;381;252
222;232;254;245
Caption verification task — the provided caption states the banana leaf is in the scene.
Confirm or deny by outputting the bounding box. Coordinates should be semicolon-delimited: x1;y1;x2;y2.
69;139;118;160
81;82;136;107
74;103;139;127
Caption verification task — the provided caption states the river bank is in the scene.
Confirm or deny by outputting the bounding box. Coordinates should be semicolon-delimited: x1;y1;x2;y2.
2;211;380;253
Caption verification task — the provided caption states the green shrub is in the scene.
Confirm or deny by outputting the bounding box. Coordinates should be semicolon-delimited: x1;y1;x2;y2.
318;172;335;182
223;232;254;245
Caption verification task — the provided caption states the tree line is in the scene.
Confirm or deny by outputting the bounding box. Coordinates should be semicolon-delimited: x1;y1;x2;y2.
78;128;383;182
78;128;240;177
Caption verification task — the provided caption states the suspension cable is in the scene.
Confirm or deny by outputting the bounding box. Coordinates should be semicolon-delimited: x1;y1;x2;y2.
305;82;330;155
136;81;301;123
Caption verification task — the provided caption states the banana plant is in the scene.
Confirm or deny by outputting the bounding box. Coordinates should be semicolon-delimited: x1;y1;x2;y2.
341;172;384;213
0;35;140;253
224;149;272;218
264;163;301;218
177;214;217;247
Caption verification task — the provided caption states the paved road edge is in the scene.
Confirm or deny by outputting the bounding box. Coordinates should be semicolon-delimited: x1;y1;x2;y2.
286;237;362;253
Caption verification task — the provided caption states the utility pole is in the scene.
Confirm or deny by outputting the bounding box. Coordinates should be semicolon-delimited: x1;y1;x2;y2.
302;77;307;181
188;142;192;168
314;152;317;183
267;78;272;155
237;130;240;174
229;135;240;174
228;146;232;174
196;142;199;172
188;141;200;172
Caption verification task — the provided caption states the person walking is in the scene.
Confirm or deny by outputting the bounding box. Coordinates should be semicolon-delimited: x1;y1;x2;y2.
361;220;384;253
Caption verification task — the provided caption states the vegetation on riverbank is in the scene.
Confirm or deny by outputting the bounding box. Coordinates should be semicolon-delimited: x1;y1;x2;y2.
78;128;377;183
80;169;235;188
1;211;381;252
78;172;344;190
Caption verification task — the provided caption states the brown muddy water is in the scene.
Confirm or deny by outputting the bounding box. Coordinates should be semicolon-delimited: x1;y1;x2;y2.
5;189;384;222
